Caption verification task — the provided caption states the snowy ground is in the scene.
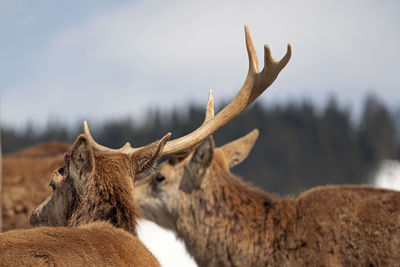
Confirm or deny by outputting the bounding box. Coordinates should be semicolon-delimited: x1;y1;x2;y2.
373;160;400;191
137;220;197;267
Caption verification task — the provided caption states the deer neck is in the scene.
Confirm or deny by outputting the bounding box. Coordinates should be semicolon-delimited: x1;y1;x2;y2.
175;164;277;266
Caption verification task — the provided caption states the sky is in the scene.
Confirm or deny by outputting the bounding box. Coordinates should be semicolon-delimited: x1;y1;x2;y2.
1;0;399;130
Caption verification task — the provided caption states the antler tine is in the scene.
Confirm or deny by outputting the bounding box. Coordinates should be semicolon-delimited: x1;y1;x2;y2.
160;25;291;156
83;121;137;154
247;27;292;105
245;25;259;74
203;90;215;124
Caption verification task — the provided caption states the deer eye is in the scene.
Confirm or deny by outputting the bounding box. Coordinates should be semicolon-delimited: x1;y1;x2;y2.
49;180;56;191
58;167;66;175
155;173;165;183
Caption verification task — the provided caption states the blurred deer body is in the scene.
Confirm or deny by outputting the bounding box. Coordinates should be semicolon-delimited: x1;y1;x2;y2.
2;142;69;231
134;132;400;266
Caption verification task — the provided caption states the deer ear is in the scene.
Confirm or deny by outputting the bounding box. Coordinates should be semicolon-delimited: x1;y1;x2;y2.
130;133;171;179
218;129;259;168
179;136;214;193
69;134;95;190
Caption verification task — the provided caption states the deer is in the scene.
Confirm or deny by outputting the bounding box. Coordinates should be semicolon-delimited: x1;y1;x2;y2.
9;25;289;265
2;142;70;231
133;112;400;266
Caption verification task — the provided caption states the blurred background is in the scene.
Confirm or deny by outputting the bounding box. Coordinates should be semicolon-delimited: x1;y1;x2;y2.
1;1;399;266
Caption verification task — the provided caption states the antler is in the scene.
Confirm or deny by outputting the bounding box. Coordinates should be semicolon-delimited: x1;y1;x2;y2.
203;90;214;124
83;25;291;156
159;25;291;156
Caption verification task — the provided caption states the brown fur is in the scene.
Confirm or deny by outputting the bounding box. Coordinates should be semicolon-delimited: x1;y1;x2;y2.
0;221;158;266
2;142;68;231
135;133;400;266
68;152;140;234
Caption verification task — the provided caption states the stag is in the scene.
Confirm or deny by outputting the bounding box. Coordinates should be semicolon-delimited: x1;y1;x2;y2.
18;26;290;265
134;115;400;266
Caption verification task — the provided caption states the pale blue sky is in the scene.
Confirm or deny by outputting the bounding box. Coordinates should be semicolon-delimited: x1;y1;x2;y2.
1;0;399;128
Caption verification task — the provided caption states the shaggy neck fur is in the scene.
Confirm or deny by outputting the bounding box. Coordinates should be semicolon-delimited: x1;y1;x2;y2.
176;153;278;266
69;153;139;235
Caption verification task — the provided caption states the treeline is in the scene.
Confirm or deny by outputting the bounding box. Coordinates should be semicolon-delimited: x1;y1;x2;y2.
2;95;399;195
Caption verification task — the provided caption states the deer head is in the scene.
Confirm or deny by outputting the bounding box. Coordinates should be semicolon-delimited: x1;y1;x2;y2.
133;129;259;230
30;133;169;235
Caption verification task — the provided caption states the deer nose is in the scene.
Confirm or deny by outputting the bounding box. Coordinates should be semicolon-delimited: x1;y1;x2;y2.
30;210;38;226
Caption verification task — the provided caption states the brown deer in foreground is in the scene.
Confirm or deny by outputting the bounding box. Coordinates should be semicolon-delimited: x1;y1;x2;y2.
133;101;400;265
1;26;290;265
0;222;159;266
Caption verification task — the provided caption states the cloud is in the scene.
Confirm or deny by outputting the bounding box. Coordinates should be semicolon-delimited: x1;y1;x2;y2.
2;0;400;127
